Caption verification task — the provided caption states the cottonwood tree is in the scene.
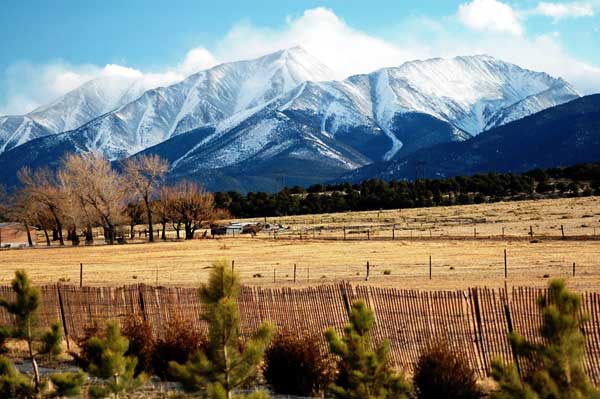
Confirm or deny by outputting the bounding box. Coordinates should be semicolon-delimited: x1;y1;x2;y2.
157;185;180;239
152;197;170;240
17;167;65;246
124;154;169;243
34;205;56;247
6;190;36;247
168;180;219;240
491;279;600;399
325;301;411;399
59;153;126;244
169;261;273;399
124;202;145;239
58;154;100;245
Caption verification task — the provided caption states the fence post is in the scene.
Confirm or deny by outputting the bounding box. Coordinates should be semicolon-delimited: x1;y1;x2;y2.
231;260;235;273
561;225;565;239
503;288;521;376
138;284;147;322
429;255;432;280
365;261;370;281
392;224;395;241
79;263;83;288
474;227;477;238
273;268;276;283
573;262;576;277
367;230;370;240
340;282;352;317
529;225;533;238
504;249;508;278
293;264;297;283
343;227;346;241
56;285;70;350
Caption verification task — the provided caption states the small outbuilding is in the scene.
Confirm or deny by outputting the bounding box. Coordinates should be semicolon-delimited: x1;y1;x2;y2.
0;222;36;248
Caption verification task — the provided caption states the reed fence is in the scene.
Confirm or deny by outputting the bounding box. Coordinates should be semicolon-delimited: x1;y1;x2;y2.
0;283;598;383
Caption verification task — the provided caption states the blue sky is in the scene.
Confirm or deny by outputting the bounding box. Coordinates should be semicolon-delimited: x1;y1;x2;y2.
1;0;599;114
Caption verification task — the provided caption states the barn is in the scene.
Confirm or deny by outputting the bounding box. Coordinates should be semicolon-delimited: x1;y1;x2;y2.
0;223;36;248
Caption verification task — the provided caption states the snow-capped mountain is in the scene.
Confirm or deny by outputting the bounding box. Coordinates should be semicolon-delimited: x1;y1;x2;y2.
51;47;335;159
0;50;580;191
151;55;579;181
0;74;151;153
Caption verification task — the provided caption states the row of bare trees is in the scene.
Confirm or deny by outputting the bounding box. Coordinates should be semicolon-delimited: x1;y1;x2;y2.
1;153;229;246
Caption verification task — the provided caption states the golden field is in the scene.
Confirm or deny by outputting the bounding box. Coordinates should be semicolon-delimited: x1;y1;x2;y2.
1;196;599;291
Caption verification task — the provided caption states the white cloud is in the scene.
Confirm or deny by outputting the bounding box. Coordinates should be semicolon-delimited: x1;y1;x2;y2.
534;2;595;20
458;0;524;36
178;47;219;76
214;7;415;79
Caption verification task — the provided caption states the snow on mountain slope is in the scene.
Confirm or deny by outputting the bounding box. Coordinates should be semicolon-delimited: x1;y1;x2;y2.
61;47;335;159
129;55;581;185
0;74;153;153
369;55;579;158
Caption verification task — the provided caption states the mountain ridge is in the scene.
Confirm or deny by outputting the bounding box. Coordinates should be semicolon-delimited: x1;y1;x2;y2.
0;49;582;192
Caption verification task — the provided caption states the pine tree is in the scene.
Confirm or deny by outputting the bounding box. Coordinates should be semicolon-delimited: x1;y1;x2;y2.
325;300;410;399
85;321;145;398
0;270;85;398
169;260;274;399
491;279;600;399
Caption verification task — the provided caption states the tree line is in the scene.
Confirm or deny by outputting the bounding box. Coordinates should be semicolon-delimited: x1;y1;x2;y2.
1;156;599;247
0;153;229;247
214;163;600;218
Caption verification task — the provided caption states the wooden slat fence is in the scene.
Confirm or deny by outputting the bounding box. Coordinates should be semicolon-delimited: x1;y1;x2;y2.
0;283;598;383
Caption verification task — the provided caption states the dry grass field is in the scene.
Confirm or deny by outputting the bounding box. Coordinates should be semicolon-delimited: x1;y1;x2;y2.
1;196;599;291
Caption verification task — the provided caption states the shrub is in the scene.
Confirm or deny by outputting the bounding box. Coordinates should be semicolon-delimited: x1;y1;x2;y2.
72;322;103;370
152;316;205;380
413;341;482;399
263;333;335;396
122;316;155;375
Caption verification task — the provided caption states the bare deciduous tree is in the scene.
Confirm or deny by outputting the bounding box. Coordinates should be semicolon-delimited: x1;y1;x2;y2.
59;153;126;244
125;201;145;239
6;189;36;247
168;180;220;240
17;167;65;246
124;155;169;243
